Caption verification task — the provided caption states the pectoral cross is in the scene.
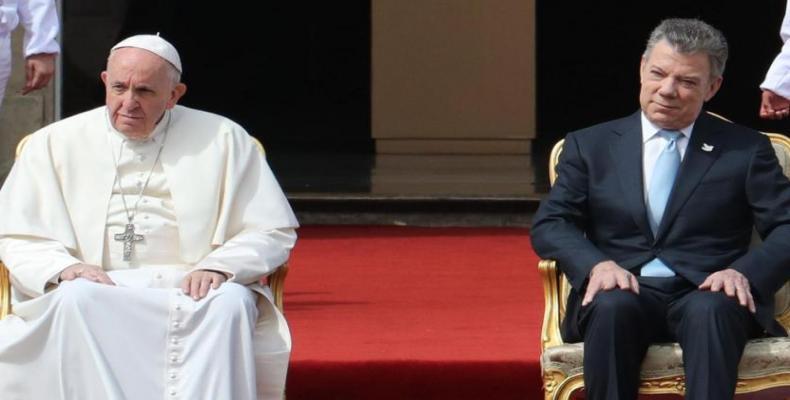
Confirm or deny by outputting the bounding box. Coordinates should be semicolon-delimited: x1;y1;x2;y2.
114;223;144;261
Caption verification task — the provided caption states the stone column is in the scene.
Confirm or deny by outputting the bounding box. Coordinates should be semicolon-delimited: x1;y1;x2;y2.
371;0;536;155
370;0;536;196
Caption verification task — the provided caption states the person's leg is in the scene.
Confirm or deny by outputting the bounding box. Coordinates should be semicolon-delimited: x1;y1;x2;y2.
177;282;260;400
0;278;172;400
578;286;667;400
668;290;761;400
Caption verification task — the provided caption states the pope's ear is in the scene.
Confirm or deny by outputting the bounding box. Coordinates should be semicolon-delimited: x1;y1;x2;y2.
100;71;108;85
167;83;187;108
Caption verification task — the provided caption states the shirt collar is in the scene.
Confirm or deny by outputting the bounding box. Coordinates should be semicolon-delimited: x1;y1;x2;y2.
640;112;694;143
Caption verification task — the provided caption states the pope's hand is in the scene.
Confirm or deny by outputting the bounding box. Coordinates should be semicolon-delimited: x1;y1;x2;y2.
582;260;640;306
59;263;116;285
181;270;227;300
699;268;756;313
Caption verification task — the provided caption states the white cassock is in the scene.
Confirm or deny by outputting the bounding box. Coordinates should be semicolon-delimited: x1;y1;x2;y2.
761;0;790;99
0;105;299;400
0;0;60;106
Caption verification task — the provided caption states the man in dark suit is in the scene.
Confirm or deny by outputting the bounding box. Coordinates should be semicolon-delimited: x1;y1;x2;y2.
531;18;790;400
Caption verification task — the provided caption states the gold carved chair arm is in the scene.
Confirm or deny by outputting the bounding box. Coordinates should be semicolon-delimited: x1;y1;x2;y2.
539;259;564;350
0;262;10;319
267;263;288;313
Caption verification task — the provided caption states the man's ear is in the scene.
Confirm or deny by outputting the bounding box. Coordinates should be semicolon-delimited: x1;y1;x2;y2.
166;83;187;109
639;56;647;84
704;76;723;102
100;71;108;85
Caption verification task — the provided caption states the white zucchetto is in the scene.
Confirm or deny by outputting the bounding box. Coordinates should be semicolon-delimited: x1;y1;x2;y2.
111;34;182;73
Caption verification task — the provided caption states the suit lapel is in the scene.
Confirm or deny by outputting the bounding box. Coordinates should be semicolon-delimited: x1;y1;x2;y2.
655;113;722;240
610;112;654;241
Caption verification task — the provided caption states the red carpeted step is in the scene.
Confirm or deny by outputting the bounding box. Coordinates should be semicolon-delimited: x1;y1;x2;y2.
284;226;543;399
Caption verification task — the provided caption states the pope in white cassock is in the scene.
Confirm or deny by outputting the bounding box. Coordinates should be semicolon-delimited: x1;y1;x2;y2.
0;34;299;400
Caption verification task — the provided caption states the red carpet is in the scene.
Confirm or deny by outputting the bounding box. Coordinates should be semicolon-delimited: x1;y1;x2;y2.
283;226;543;399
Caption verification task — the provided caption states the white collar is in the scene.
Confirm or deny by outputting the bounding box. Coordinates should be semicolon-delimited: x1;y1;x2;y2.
640;112;694;143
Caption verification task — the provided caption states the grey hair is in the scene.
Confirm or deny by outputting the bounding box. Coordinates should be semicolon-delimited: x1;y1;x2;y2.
643;18;728;78
164;63;182;85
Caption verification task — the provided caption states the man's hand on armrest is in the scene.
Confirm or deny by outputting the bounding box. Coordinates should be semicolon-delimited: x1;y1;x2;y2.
181;270;227;301
699;268;756;313
59;263;115;286
582;260;640;307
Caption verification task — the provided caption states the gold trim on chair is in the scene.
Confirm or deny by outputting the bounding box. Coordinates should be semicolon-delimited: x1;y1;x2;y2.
15;134;31;159
548;139;564;187
0;263;10;319
539;259;563;350
538;123;790;399
268;263;288;313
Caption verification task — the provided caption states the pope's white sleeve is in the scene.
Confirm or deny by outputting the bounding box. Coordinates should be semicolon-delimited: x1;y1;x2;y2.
0;235;81;297
761;1;790;99
192;228;297;285
17;0;60;57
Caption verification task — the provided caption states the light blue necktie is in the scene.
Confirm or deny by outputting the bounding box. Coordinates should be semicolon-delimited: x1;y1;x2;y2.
641;130;681;277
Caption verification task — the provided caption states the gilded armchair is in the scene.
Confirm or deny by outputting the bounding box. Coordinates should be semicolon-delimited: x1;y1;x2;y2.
0;134;289;320
539;131;790;400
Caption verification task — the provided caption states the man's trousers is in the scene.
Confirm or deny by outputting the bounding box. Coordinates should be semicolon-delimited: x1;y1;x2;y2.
577;275;762;400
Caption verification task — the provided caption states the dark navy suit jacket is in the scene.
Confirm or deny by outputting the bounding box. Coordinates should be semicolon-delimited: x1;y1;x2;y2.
531;111;790;341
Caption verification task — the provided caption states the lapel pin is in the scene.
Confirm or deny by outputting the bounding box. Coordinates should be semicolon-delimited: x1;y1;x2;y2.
701;143;714;152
